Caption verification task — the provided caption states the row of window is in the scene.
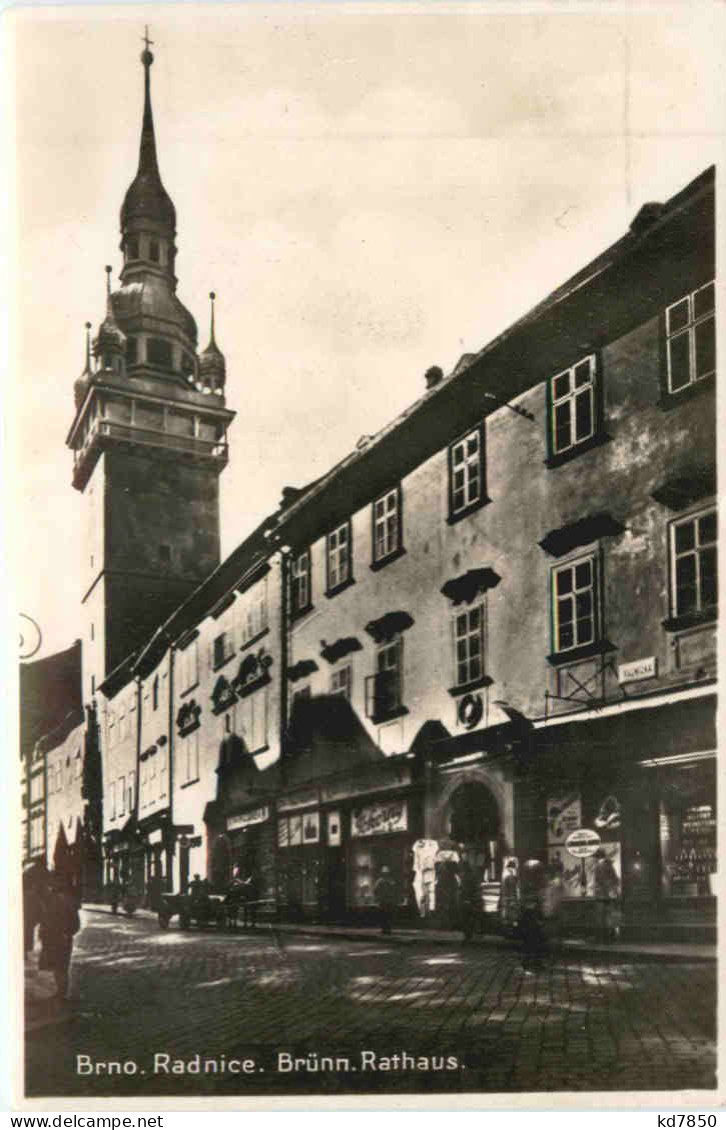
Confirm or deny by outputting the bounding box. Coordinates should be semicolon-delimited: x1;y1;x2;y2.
290;283;715;613
108;772;135;821
45;752;82;794
294;505;718;722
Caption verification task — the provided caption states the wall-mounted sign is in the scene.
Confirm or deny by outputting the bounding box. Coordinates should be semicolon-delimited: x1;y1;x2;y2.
565;828;601;858
302;811;320;844
278;787;319;813
547;795;581;845
618;656;657;684
227;805;269;832
321;764;411;804
351;800;407;838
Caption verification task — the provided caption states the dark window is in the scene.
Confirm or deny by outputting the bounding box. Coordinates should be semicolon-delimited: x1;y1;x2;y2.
291;549;312;615
152;676;159;712
126;336;138;365
159;543;171;564
181;352;196;378
552;555;598;653
666;282;715;393
212;631;234;670
126;237;139;260
670;509;718;617
365;638;403;721
149;239;160;263
147;338;173;368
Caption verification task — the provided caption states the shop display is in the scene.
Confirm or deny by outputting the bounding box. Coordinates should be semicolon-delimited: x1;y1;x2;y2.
669;804;717;896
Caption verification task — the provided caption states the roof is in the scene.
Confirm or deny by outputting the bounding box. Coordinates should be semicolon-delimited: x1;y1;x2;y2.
20;640;83;758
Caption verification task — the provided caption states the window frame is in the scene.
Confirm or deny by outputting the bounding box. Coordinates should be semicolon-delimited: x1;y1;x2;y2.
550;552;600;658
365;636;406;723
371;484;405;569
665;281;716;397
291;548;313;618
666;506;718;626
452;601;487;693
212;629;235;671
325;520;354;596
447;425;487;523
330;663;352;701
544;352;608;469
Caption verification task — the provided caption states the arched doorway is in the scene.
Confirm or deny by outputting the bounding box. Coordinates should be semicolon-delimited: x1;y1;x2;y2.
448;780;501;878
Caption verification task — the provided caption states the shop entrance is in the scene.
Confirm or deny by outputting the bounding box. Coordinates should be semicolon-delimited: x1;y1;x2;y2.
448;781;501;877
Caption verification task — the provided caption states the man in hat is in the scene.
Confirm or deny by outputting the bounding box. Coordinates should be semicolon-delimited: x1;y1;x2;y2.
373;866;396;935
39;874;81;1000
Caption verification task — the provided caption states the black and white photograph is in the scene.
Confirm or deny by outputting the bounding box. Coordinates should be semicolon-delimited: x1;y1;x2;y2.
13;2;722;1107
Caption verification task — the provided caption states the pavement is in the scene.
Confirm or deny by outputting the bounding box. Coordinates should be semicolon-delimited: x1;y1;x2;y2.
24;906;717;1098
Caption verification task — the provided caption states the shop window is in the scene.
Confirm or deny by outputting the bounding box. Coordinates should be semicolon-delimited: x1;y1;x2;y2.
291;549;312;617
326;521;353;595
212;630;235;670
669;508;717;623
365;637;405;723
453;603;485;690
665;282;715;395
448;426;486;522
372;486;403;567
551;554;599;655
330;663;352;700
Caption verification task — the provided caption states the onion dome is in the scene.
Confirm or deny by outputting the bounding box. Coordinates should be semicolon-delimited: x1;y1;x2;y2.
120;38;176;232
93;266;126;364
198;292;226;393
74;322;93;408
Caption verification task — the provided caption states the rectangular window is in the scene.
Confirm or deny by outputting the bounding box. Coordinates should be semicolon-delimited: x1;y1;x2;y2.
449;428;483;517
549;355;597;456
454;604;485;688
238;688;268;753
670;508;718;618
118;776;126;817
212;630;234;670
158;751;167;798
128;770;135;812
240;581;268;646
185;729;200;783
365;639;403;721
291;550;312;615
552;555;598;653
666;282;715;393
330;664;352;700
373;487;401;563
147;337;173;368
327;522;352;592
179;639;199;692
109;779;116;820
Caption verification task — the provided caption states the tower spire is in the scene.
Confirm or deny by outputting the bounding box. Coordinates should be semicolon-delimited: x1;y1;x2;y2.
83;321;92;375
138;27;159;179
121;28;176;233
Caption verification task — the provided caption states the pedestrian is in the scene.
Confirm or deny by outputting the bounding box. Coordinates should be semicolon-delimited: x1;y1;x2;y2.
242;871;259;929
458;855;481;942
498;858;520;937
108;875;120;915
38;874;81;1000
542;861;565;949
373;865;396;935
593;848;620;943
518;858;546;969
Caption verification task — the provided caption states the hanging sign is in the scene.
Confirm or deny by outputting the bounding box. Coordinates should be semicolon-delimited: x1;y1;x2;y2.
351;800;407;838
565;828;601;858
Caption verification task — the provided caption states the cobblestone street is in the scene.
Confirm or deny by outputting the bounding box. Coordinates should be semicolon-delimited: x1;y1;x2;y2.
25;909;716;1098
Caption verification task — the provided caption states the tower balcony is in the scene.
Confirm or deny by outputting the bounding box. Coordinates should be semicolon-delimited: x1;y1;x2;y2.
71;412;230;492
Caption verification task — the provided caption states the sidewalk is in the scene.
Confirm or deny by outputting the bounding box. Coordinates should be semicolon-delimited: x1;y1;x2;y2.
80;903;717;964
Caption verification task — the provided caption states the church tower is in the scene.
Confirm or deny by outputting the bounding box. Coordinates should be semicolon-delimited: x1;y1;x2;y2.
67;35;235;701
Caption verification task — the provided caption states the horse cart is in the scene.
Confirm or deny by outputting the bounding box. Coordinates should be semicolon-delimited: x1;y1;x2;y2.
157;891;227;930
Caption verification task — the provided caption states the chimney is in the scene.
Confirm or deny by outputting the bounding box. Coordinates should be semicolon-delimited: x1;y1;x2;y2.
425;365;443;390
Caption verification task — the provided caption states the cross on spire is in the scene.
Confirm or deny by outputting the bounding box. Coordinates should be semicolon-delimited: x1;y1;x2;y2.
142;26;154;51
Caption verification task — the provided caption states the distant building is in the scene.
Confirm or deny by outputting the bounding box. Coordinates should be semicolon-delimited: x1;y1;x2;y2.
22;39;716;940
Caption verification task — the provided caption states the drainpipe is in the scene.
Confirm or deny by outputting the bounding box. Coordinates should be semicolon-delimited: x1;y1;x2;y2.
278;546;290;787
167;643;175;892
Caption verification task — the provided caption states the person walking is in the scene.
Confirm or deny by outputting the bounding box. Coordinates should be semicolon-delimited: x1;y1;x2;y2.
39;875;81;1001
518;858;546;969
593;848;620;943
373;866;396;935
498;859;520;937
458;856;481;942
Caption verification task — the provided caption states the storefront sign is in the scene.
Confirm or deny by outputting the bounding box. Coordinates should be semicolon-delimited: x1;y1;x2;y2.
565;828;601;858
147;829;164;846
547;795;581;845
351;800;407;838
278;787;319;813
321;763;411;804
227;805;269;831
618;656;657;683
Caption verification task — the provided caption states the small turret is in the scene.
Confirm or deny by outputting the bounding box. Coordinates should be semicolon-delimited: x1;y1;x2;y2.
93;266;126;374
74;322;93;408
198;291;226;396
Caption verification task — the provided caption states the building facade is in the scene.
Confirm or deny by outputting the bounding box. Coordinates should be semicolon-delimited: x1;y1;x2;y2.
23;41;716;941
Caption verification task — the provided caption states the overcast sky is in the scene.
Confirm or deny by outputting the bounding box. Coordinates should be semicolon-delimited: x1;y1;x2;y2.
10;2;724;661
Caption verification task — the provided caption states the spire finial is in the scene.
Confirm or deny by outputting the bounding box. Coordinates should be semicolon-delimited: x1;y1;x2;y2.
141;25;154;68
209;291;216;345
84;321;92;374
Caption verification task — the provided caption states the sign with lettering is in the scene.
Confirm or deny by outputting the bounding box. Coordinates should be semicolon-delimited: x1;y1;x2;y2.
565;828;601;858
321;764;411;804
278;787;319;813
618;656;657;684
351;800;408;838
227;805;269;831
547;795;581;845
